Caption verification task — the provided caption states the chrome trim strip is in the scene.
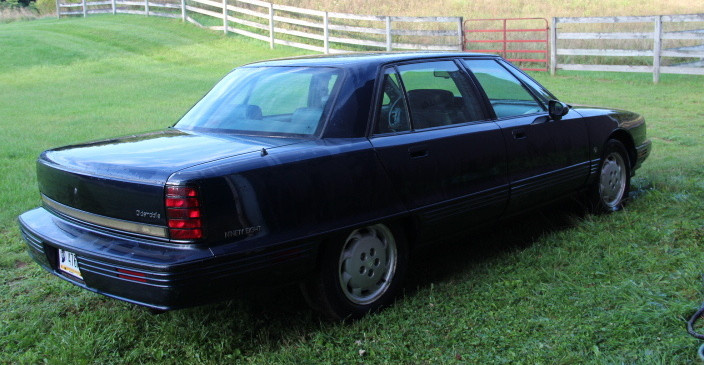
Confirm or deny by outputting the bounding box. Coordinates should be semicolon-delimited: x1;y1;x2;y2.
42;195;168;238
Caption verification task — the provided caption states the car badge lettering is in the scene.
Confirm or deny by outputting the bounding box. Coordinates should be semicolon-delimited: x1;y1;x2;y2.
136;210;161;219
224;226;261;238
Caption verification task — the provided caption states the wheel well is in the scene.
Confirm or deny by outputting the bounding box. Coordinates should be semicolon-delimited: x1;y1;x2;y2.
311;216;418;267
608;130;637;169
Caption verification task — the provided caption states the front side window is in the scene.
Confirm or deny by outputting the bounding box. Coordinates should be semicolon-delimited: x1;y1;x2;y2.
499;60;556;103
175;67;342;136
462;59;545;118
397;61;485;130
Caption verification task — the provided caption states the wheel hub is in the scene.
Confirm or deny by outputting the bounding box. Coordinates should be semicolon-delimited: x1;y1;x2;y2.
599;152;627;207
338;225;397;305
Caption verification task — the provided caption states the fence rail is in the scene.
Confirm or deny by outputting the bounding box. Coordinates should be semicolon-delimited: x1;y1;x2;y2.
550;14;704;82
56;0;463;53
54;2;704;82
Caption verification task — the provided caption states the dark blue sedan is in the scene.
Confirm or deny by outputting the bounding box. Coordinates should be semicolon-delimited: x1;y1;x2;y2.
18;52;651;319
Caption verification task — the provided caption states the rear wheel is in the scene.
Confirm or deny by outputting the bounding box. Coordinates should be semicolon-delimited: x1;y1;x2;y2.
301;223;408;320
589;139;631;212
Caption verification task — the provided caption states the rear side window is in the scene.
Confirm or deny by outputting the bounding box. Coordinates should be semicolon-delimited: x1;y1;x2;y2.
396;61;485;130
462;59;545;118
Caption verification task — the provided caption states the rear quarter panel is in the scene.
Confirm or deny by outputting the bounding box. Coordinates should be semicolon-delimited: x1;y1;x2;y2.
168;138;405;256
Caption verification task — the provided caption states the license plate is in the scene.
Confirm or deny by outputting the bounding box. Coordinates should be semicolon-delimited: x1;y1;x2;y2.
58;249;82;279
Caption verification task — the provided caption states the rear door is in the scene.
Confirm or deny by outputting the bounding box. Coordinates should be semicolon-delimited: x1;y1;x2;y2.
369;60;509;234
461;59;590;213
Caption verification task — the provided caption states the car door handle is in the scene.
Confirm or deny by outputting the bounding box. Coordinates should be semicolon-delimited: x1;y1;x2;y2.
512;129;527;140
408;147;429;159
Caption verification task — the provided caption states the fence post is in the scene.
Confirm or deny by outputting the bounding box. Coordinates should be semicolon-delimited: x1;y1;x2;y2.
502;19;507;58
653;15;662;84
111;0;115;15
222;0;227;34
180;0;185;21
385;16;392;51
323;11;329;54
81;0;86;17
549;17;557;75
144;0;148;16
268;3;274;49
55;0;60;18
457;17;464;51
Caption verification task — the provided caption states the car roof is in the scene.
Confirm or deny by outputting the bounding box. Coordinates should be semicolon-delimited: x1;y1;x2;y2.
241;52;498;69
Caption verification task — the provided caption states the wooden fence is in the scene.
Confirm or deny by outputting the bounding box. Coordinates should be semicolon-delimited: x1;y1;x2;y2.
550;14;704;83
54;2;704;82
56;0;464;53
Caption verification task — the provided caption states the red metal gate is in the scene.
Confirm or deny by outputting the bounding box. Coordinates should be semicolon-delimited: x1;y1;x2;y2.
463;18;549;71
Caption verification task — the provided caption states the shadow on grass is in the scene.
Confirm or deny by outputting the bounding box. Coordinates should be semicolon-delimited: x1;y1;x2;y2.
405;198;588;291
144;196;599;356
406;179;653;291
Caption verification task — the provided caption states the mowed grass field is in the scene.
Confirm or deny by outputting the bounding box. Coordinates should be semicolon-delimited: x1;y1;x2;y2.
1;15;704;363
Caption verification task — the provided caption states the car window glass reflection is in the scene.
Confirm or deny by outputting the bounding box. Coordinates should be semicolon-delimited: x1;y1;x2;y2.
499;60;556;104
397;61;484;130
462;59;545;118
375;69;411;134
176;67;341;136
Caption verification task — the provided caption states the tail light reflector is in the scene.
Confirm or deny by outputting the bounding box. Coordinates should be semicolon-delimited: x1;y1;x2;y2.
168;219;202;229
166;186;198;197
170;229;204;240
166;208;200;219
117;268;147;283
166;197;199;208
165;186;203;241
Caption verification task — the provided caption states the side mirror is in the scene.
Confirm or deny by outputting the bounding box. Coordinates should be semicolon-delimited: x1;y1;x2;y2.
548;100;569;120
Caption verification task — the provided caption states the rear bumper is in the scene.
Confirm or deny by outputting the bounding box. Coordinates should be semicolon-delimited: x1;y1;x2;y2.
18;207;317;310
634;139;652;171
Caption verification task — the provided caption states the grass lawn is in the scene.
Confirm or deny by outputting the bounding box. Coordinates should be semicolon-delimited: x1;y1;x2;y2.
1;15;704;364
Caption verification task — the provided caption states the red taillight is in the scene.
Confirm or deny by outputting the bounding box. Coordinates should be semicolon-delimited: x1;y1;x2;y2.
165;185;203;241
168;219;202;229
165;197;199;208
117;268;147;283
170;228;203;240
166;186;198;197
166;208;201;219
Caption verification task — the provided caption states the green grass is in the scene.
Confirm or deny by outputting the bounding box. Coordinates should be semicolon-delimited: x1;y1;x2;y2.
2;15;704;364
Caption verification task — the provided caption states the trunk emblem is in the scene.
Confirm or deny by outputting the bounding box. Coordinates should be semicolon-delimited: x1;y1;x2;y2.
224;226;261;238
136;210;161;219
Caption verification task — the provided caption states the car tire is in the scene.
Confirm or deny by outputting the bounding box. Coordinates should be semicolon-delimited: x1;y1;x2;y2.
588;139;631;213
300;223;408;320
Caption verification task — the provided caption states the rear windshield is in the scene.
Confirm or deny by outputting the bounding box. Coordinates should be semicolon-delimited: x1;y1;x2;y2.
175;66;343;136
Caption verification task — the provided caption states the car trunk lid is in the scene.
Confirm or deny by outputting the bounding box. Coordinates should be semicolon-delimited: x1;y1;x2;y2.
38;129;298;229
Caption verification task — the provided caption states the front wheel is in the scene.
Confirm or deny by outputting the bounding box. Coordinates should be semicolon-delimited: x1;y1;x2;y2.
300;223;408;320
588;139;631;212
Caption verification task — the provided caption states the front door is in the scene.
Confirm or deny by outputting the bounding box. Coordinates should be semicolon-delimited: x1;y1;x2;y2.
369;61;509;235
461;59;590;213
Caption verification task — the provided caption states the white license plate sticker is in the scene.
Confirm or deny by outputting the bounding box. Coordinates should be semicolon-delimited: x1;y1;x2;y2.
58;249;82;279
